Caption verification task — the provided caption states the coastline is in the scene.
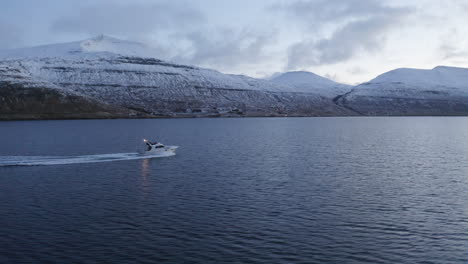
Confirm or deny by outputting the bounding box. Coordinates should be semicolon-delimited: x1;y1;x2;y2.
3;112;468;121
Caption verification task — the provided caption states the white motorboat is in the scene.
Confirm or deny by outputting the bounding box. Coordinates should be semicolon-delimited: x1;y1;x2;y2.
143;139;178;155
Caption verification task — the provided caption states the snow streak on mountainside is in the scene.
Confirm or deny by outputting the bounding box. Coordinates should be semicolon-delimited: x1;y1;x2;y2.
271;71;352;98
338;66;468;116
0;36;354;119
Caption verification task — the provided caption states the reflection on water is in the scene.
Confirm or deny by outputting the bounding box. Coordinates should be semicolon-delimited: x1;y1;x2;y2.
139;159;152;193
141;159;151;178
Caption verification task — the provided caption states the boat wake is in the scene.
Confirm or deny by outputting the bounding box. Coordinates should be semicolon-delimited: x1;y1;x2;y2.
0;151;176;167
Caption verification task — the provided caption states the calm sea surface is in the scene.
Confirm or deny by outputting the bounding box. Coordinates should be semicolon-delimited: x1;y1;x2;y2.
0;117;467;263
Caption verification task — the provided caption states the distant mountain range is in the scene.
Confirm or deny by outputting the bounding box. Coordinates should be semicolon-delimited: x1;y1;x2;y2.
1;35;467;120
337;66;468;115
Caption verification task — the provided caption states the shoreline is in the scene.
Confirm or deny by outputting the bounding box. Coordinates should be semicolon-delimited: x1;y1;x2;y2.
2;113;468;122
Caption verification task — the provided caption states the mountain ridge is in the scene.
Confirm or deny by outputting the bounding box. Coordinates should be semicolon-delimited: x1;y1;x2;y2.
1;35;468;119
337;65;468;115
0;36;355;120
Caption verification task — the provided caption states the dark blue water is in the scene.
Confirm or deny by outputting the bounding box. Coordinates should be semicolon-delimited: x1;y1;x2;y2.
1;117;467;263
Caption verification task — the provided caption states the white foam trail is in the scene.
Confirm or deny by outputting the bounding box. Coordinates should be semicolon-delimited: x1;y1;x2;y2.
0;150;176;167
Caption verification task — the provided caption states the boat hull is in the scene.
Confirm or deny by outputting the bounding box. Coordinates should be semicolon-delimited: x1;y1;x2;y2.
143;146;178;155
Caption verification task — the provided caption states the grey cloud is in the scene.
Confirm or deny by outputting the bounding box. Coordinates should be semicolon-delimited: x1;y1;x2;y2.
439;28;468;60
440;43;468;60
276;0;400;26
324;73;339;82
0;21;22;49
279;0;413;69
49;1;276;72
172;28;276;71
288;15;400;68
455;0;468;11
50;1;204;37
348;66;367;75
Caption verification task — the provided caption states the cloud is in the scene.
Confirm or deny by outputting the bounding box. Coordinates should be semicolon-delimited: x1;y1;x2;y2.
348;66;367;75
173;28;276;71
275;0;400;26
0;21;22;49
287;15;400;68
324;73;340;82
276;0;413;69
438;28;468;61
454;0;468;11
50;1;204;37
48;1;276;74
440;43;468;60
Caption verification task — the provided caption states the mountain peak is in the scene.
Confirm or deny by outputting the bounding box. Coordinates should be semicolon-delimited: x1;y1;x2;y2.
281;71;319;75
78;35;150;56
270;71;351;97
370;65;468;88
83;34;133;45
0;35;156;59
272;71;348;87
90;34;115;41
273;71;322;80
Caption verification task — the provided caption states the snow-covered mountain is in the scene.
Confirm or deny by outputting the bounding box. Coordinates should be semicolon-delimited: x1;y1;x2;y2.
0;63;133;120
0;35;156;59
338;66;468;115
4;35;466;119
271;71;352;98
0;36;353;119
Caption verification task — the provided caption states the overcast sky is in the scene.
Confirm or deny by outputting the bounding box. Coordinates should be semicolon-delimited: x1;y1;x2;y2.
1;0;468;84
